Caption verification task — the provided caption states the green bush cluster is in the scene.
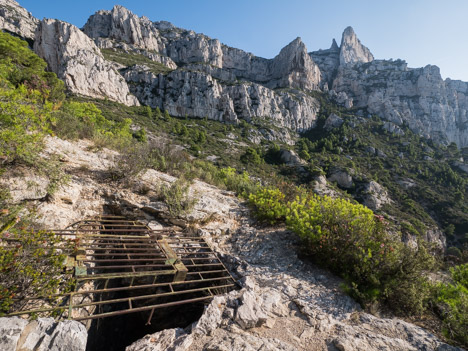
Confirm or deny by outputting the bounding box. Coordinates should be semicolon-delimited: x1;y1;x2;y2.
433;264;468;345
159;178;197;217
249;186;435;314
0;227;74;316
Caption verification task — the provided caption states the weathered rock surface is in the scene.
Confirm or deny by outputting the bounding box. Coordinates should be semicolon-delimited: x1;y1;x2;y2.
0;317;87;351
126;216;460;351
328;168;354;188
123;66;320;131
0;0;38;40
0;137;460;351
333;60;468;147
323;113;344;131
359;180;392;210
0;169;49;202
81;6;323;130
33;19;139;106
339;26;374;66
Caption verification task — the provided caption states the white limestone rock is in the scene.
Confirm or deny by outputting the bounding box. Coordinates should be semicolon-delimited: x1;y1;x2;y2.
360;180;392;210
83;6;321;92
309;39;340;85
268;37;321;91
126;328;192;351
123;67;320;131
333;59;468;147
339;26;374;66
83;5;164;53
328;169;354;188
34;19;139;106
0;317;87;351
0;0;38;40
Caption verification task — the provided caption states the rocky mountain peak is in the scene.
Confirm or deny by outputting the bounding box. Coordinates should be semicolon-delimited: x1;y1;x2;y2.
83;5;162;52
339;25;374;66
0;0;38;40
269;36;321;91
330;38;339;51
34;18;139;106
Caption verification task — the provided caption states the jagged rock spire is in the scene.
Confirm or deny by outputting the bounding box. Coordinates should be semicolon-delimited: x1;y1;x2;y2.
330;38;339;51
268;37;321;91
339;26;373;65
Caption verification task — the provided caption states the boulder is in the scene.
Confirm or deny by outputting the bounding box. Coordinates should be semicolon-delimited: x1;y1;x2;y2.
328;169;354;188
360;180;391;210
324;113;344;131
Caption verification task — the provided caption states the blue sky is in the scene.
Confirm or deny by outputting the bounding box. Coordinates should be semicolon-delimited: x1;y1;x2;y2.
17;0;468;81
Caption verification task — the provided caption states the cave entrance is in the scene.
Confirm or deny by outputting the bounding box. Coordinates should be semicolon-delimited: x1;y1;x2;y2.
7;215;237;350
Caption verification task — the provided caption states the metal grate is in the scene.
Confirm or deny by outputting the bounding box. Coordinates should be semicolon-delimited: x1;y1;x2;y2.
7;216;237;324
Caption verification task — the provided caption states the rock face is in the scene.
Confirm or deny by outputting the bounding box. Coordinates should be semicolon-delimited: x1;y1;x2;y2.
0;317;87;351
33;19;139;106
0;0;38;40
82;5;321;130
333;60;468;147
339;26;374;66
2;2;467;145
123;66;319;130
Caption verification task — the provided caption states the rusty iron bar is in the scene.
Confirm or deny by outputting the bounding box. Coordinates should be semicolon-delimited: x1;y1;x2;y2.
73;296;214;321
6;215;238;323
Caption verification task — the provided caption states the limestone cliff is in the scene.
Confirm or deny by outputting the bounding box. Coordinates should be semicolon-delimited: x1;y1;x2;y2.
1;1;467;146
34;19;139;106
332;60;468;147
0;0;37;40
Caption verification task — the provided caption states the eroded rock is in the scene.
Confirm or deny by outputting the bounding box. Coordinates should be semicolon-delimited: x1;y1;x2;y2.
34;19;139;106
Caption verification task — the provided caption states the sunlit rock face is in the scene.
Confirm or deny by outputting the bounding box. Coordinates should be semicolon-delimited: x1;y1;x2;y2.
34;19;139;106
0;0;38;40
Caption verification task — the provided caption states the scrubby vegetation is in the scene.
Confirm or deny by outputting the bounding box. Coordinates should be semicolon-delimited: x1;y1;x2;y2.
433;263;468;345
0;30;467;346
249;186;435;316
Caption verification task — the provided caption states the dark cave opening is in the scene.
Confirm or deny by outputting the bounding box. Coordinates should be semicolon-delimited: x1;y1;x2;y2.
85;303;205;351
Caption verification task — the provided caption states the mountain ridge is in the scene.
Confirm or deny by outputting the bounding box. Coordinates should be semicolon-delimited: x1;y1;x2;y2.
1;0;468;147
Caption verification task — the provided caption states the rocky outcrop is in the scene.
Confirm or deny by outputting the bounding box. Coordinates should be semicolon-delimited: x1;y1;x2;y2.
359;180;392;210
309;39;340;87
83;5;164;53
0;317;87;351
84;6;321;91
0;0;38;40
333;60;468;147
268;37;321;91
323;113;344;131
328;168;354;188
125;217;459;351
339;26;374;66
123;66;320;130
33;19;139;106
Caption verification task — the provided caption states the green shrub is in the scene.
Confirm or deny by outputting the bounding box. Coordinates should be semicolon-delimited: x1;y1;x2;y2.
0;31;64;102
248;187;287;223
0;82;53;165
0;228;74;315
159;178;197;217
249;186;435;314
217;167;259;196
433;264;468;346
240;147;263;165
